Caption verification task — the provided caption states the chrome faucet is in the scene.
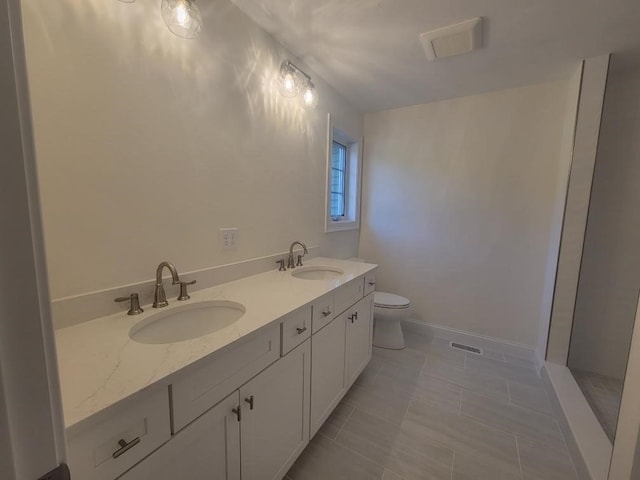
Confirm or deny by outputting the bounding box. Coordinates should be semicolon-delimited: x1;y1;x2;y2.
288;241;309;269
153;261;181;308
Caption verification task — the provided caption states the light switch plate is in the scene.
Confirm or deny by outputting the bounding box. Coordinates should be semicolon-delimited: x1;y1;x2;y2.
219;228;238;250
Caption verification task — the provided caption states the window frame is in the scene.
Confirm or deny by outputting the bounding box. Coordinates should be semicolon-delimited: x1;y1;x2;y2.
324;114;362;233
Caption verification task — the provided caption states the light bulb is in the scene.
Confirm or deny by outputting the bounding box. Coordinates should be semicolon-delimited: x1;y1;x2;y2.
300;81;318;109
161;0;202;39
278;61;301;98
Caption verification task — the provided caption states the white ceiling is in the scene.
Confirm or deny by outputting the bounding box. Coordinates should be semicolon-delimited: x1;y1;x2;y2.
231;0;640;112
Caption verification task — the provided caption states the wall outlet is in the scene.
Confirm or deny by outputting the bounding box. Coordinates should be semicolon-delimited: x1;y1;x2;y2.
219;228;239;250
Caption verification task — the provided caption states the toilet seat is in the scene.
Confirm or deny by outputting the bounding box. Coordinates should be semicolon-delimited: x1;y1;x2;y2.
374;292;410;309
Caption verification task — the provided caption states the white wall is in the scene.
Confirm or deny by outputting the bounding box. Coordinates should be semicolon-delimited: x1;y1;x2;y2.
546;55;610;365
359;81;576;347
569;63;640;380
21;0;362;300
0;0;66;477
535;66;582;364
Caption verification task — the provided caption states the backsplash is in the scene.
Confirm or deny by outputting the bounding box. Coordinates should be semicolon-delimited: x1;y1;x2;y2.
51;246;320;329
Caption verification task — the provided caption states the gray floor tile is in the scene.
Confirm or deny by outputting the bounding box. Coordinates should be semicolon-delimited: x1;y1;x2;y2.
287;433;384;480
287;331;578;480
475;348;505;362
336;409;453;480
452;450;522;480
461;389;564;447
518;435;578;480
412;373;463;413
422;358;509;403
317;400;354;439
508;380;553;416
382;469;406;480
404;397;520;471
342;374;413;425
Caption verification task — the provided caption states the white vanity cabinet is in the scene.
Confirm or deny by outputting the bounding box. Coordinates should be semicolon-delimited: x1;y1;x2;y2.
121;340;310;480
119;392;241;480
65;266;376;480
310;291;374;438
310;312;346;437
240;339;311;480
345;294;374;387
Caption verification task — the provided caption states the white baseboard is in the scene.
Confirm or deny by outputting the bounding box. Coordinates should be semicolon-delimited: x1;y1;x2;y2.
403;319;538;363
543;362;612;480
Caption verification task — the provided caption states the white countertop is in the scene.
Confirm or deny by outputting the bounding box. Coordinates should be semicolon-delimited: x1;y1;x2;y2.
55;257;377;430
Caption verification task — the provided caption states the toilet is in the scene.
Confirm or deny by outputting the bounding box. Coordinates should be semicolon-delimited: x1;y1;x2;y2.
348;258;410;350
373;291;411;350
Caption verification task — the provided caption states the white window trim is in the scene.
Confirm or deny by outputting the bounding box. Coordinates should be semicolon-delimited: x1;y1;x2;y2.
325;114;362;233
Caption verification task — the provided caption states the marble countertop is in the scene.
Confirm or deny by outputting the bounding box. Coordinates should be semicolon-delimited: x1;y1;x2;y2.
55;257;377;430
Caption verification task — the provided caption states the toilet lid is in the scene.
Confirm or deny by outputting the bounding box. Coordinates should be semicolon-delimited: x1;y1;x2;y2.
374;292;410;309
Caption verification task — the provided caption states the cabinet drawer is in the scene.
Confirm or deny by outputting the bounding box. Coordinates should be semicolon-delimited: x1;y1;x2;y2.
281;306;311;355
171;324;280;432
334;279;364;317
311;294;335;333
364;272;376;296
67;388;170;480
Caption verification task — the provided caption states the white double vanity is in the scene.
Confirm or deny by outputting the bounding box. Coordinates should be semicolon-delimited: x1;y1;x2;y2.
55;257;377;480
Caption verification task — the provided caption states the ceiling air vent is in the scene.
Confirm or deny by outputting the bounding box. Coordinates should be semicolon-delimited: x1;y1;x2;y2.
419;17;483;61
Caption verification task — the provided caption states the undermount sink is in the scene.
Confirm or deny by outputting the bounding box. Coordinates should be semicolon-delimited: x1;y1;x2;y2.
130;300;245;344
291;266;344;280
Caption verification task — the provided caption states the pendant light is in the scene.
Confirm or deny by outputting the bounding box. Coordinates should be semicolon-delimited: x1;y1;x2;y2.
161;0;202;39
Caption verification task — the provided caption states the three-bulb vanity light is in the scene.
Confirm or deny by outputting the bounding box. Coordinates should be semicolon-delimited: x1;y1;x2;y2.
118;0;202;39
278;60;319;110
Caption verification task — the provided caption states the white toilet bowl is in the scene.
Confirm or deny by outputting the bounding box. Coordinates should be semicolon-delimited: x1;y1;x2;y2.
373;292;410;350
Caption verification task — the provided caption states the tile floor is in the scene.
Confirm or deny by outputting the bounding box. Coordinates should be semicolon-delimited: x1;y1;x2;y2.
286;331;579;480
572;368;623;442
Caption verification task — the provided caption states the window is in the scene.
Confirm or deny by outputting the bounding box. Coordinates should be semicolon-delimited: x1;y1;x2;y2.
330;141;347;219
325;114;362;232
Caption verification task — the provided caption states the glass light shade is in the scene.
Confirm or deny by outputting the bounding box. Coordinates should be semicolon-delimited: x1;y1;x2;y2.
300;81;318;109
278;61;302;98
161;0;202;39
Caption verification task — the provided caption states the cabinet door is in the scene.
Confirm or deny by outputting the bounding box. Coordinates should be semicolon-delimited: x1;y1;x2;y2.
310;316;346;437
345;294;373;388
240;340;311;480
119;392;241;480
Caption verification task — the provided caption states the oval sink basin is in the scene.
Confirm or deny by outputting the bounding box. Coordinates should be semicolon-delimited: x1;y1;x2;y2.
291;266;344;280
130;300;245;344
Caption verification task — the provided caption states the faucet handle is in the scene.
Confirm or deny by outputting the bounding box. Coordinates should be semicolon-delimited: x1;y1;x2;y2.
115;293;144;315
276;259;287;271
177;280;196;301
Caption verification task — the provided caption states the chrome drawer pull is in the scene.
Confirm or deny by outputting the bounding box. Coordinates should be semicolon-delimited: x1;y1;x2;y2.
322;310;331;317
348;312;358;323
296;326;307;334
112;437;141;459
368;281;376;286
245;395;255;410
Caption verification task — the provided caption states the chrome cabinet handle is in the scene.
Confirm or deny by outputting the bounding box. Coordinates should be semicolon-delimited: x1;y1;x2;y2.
348;312;358;323
244;395;255;410
232;406;241;422
296;326;307;334
368;281;376;286
321;310;331;317
112;437;141;459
